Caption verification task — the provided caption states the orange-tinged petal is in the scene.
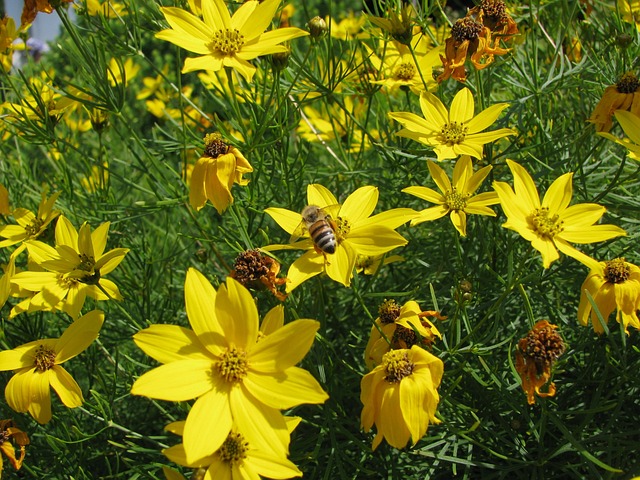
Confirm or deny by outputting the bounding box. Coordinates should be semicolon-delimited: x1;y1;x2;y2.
339;186;378;223
215;277;258;349
184;389;232;463
243;367;328;410
49;365;83;407
56;310;104;363
130;359;216;401
185;268;224;355
250;319;320;370
133;324;212;364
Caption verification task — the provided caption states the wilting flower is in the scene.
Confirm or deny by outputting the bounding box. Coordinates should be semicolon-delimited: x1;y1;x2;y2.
264;184;416;290
12;216;128;318
364;299;444;370
598;110;640;160
493;160;626;269
190;133;253;214
578;258;640;334
162;418;302;480
403;155;499;236
361;345;443;450
21;0;74;26
0;419;29;474
0;188;60;252
438;0;518;83
230;249;287;301
515;320;565;405
131;269;328;463
389;87;515;160
0;310;104;423
588;72;640;132
156;0;309;81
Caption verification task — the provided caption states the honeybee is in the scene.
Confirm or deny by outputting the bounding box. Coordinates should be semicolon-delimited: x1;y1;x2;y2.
291;205;339;256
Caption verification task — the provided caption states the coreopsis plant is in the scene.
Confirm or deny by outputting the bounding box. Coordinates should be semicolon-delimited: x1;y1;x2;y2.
162;417;303;480
0;310;104;424
264;184;417;291
12;215;128;318
155;0;309;82
130;269;328;463
598;110;640;160
0;419;29;475
388;87;515;161
493;160;626;269
588;72;640;132
515;320;565;405
190;133;253;214
578;258;640;334
364;299;443;370
107;57;140;87
21;0;74;26
403;155;499;236
361;345;443;450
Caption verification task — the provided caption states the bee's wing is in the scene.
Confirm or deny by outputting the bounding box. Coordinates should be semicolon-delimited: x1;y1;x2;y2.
289;218;307;243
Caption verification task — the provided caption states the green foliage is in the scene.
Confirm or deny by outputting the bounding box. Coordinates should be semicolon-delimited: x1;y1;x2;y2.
1;0;639;479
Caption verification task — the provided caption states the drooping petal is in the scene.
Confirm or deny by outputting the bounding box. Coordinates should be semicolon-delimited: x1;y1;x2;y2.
243;367;328;409
183;389;232;463
4;368;33;413
55;310;104;363
133;324;212;364
450;210;467;236
249;319;320;371
49;365;83;407
399;375;429;445
130;359;216;401
324;243;356;286
377;383;411;449
189;157;209;210
531;235;559;268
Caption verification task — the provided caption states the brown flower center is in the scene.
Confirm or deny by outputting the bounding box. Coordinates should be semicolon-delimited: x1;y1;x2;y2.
445;188;468;211
391;325;418;350
78;253;95;272
34;345;56;372
218;432;249;466
232;249;271;285
604;257;630;284
394;62;416;81
24;217;44;238
378;299;401;325
215;347;248;384
440;121;468;145
520;322;565;375
209;29;245;55
531;207;563;238
451;17;483;42
616;72;640;94
481;0;508;24
382;349;414;383
203;133;230;158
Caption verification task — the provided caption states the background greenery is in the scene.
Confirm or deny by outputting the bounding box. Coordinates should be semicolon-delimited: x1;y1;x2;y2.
1;0;639;478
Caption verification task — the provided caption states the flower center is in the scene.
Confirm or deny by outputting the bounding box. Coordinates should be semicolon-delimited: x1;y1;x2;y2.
335;217;350;242
481;0;508;25
604;257;630;284
34;345;56;372
444;188;468;211
78;253;96;272
616;72;640;94
203;133;230;158
58;273;79;289
530;207;563;238
520;322;565;376
215;346;248;384
218;432;249;466
382;349;414;383
440;121;468;145
378;299;401;325
394;62;416;81
24;217;44;238
391;326;418;350
209;29;245;55
451;17;483;42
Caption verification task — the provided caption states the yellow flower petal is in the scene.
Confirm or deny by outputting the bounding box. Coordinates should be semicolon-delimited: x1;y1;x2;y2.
215;278;259;349
285;250;324;293
49;365;83;407
130;359;216;401
185;268;223;354
339;186;378;223
250;319;320;370
29;370;53;424
183;389;232;463
55;310;104;363
133;324;212;364
427;160;451;195
264;207;302;235
244;366;328;410
307;183;338;208
449;87;474;123
542;172;573;216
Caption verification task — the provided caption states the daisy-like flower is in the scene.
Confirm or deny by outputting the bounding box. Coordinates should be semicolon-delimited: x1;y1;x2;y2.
515;320;565;405
107;57;140;87
264;184;417;291
598;110;640;160
388;87;515;161
367;4;414;45
588;72;640;132
403;155;499;236
0;310;104;424
0;188;60;251
12;216;128;318
0;419;29;475
190;133;253;214
578;258;640;334
155;0;309;82
361;345;443;450
162;417;303;480
364;299;444;370
493;160;626;269
130;269;328;463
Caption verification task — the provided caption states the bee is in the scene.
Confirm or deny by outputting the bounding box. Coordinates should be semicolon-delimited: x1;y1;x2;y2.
291;205;338;256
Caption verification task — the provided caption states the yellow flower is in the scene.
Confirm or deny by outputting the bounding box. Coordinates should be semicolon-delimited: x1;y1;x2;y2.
107;57;140;87
136;66;169;100
162;418;302;479
619;0;640;30
578;258;640;334
0;253;17;310
515;320;565;405
388;87;515;161
81;0;128;18
190;133;253;214
0;183;9;215
0;188;60;251
364;299;443;370
355;254;404;275
598;109;640;160
493;160;626;269
361;345;443;450
0;310;104;424
264;184;416;291
130;269;328;463
327;12;369;40
588;72;640;132
0;419;29;474
403;155;499;236
80;162;109;193
156;0;309;82
12;216;128;318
